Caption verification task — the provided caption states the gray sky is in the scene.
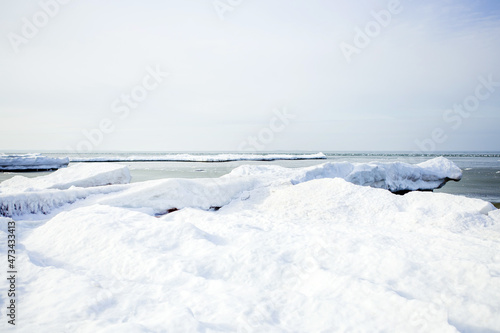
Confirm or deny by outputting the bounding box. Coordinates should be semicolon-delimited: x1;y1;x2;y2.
1;0;500;152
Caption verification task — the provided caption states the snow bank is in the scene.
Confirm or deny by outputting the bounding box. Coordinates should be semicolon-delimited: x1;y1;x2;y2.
95;157;463;214
0;153;69;171
0;185;126;217
0;163;130;217
13;178;500;332
0;163;130;192
0;157;462;217
230;156;462;192
69;152;327;162
98;177;255;213
1;157;499;331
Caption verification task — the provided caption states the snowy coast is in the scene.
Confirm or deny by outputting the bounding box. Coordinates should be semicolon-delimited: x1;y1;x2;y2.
0;157;499;332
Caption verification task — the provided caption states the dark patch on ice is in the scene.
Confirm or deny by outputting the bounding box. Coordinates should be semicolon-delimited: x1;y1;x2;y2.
393;189;433;195
154;207;180;217
392;177;460;195
0;167;62;172
155;205;223;217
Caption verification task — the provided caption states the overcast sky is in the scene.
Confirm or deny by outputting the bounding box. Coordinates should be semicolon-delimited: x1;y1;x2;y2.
1;0;499;152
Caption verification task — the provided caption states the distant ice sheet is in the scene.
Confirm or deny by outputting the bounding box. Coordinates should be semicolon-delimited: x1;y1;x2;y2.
0;153;69;171
69;152;328;162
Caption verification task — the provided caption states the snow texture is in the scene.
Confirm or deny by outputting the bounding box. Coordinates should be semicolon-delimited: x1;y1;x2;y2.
0;163;131;192
1;157;461;217
0;157;498;332
0;153;69;171
229;156;463;192
0;175;498;331
0;163;130;217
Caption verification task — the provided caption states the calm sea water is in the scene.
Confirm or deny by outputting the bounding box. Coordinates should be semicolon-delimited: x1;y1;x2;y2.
1;152;499;203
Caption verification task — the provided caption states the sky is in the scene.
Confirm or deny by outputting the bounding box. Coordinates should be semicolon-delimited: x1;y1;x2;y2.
1;0;500;152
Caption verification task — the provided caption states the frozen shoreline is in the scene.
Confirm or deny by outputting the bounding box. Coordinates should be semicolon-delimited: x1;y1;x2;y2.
0;158;499;332
1;157;463;217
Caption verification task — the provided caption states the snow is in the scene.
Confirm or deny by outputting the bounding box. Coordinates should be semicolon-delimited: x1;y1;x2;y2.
69;152;327;162
0;153;69;171
1;157;499;332
0;163;130;192
0;185;127;217
0;163;130;217
0;158;461;217
230;156;463;192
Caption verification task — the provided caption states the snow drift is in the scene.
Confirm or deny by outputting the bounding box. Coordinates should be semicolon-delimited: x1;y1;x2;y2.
0;157;499;332
5;177;499;332
0;163;130;217
0;163;130;192
0;157;461;217
229;156;463;192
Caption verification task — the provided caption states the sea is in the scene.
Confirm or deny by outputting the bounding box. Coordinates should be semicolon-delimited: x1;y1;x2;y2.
1;151;499;204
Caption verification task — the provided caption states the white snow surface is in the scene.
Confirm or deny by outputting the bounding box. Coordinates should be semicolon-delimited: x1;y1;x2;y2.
1;158;500;332
69;152;327;162
0;163;130;217
0;153;69;171
229;156;463;192
0;157;460;217
0;163;130;192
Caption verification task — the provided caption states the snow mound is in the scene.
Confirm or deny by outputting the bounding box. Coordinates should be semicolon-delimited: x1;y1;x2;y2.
99;176;260;214
0;153;69;171
98;157;462;214
2;156;499;331
0;185;126;217
69;152;327;162
0;163;130;193
17;179;500;331
260;178;495;231
0;157;463;217
0;163;130;217
230;156;462;192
